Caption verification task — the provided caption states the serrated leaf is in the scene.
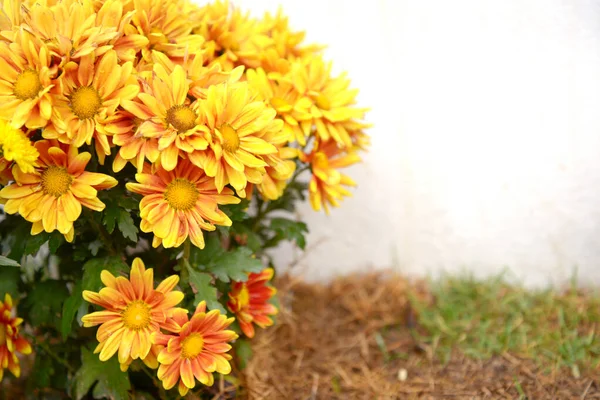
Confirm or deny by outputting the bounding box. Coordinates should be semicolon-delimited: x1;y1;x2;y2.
73;346;131;400
118;210;138;242
24;232;50;256
206;247;264;283
102;202;120;234
230;224;262;253
0;266;20;298
82;257;129;292
187;270;227;314
234;338;253;370
0;255;19;267
23;280;69;327
61;282;83;340
269;218;308;249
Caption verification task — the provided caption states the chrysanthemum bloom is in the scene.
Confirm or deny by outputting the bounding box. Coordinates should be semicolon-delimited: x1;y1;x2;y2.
126;159;240;249
81;258;184;370
259;8;323;64
227;268;278;338
153;301;238;396
21;0;118;63
0;140;117;241
246;67;313;146
300;140;361;214
43;51;139;164
0;30;56;130
0;159;12;186
127;0;205;63
257;147;297;201
0;294;32;382
195;0;272;69
189;82;285;197
286;57;368;148
0;120;39;174
122;64;209;171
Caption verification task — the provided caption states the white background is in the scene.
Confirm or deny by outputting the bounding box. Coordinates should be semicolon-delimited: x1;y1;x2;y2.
231;0;600;286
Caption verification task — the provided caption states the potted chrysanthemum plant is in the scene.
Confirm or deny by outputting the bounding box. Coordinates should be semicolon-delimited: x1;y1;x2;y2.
0;0;369;397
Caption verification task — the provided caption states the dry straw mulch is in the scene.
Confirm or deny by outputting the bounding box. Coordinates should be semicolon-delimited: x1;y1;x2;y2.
241;273;600;400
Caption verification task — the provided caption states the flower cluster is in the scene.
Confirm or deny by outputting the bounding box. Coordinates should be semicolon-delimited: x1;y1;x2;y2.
0;0;369;246
81;258;276;395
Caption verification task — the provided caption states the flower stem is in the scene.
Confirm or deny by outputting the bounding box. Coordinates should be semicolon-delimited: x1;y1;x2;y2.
29;335;75;373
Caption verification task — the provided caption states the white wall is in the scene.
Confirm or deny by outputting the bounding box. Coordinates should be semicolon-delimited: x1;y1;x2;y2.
235;0;600;286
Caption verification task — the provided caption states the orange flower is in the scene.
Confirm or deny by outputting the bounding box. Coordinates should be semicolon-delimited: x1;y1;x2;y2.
0;294;32;382
81;258;184;371
153;301;238;396
301;140;361;214
0;140;117;242
121;64;209;171
126;159;240;249
0;29;56;129
189;82;284;197
227;268;278;338
43;51;139;164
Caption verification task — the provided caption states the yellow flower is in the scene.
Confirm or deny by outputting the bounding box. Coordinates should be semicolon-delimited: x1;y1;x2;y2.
301;140;361;214
126;159;240;249
246;67;313;145
121;64;209;171
0;140;118;242
21;0;119;63
152;302;238;396
0;120;38;174
0;294;32;382
82;258;184;371
0;29;56;129
286;57;368;147
189;82;285;197
259;8;323;64
227;268;278;338
128;0;205;63
43;51;139;164
195;0;271;69
256;146;297;201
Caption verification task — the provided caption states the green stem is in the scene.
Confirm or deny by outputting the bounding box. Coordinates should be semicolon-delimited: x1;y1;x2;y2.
84;210;117;256
29;335;75;373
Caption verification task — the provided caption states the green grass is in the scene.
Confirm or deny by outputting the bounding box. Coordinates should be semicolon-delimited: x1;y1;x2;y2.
409;273;600;375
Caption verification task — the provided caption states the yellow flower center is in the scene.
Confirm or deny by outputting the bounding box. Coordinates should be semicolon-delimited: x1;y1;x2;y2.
237;285;250;308
0;324;6;346
41;166;72;197
315;94;331;111
70;86;102;120
220;124;240;153
181;333;204;359
164;178;198;211
122;300;151;331
14;69;42;100
166;105;197;133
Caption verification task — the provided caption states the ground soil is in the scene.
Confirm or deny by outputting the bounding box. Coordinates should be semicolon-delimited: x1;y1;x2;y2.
242;274;600;400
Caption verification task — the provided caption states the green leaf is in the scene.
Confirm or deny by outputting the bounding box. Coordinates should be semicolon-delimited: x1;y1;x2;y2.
234;338;253;370
61;282;83;340
221;200;250;222
82;257;129;292
230;224;262;253
187;270;227;314
24;232;51;256
117;210;138;242
0;266;21;298
23;280;69;327
73;346;131;400
102;201;120;234
48;232;64;253
269;217;308;249
205;247;264;283
28;353;55;389
0;255;20;267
